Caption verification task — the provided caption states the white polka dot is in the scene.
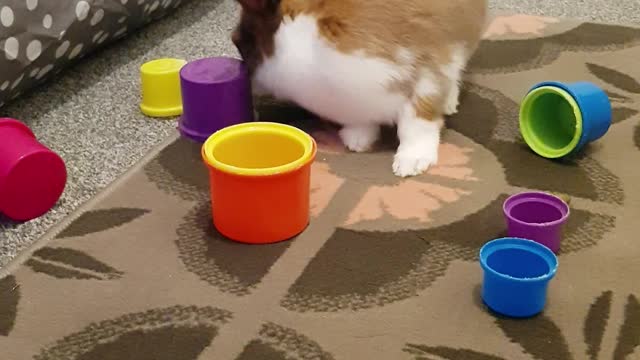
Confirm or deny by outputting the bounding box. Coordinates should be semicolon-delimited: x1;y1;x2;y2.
26;0;38;11
58;30;66;40
36;64;54;79
0;102;4;108
138;0;145;5
118;16;126;23
1;6;14;27
68;43;83;59
26;40;42;61
150;0;159;11
90;8;104;26
11;74;24;90
121;0;128;3
98;32;109;44
55;40;70;58
0;81;9;91
76;1;90;21
43;14;52;29
143;3;150;12
30;67;40;77
4;37;19;60
114;27;127;38
92;30;104;43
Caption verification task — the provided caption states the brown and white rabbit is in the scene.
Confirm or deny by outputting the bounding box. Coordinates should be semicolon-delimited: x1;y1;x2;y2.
231;0;487;177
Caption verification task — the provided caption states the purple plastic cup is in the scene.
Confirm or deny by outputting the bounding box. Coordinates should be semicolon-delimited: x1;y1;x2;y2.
503;192;570;253
178;57;254;142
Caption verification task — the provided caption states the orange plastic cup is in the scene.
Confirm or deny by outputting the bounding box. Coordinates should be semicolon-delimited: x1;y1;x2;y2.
201;122;317;244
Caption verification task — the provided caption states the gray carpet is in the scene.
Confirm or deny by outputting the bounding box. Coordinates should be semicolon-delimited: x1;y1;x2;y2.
493;0;640;24
0;0;638;267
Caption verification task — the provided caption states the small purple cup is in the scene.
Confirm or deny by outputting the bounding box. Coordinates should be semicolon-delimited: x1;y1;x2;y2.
178;57;254;142
503;192;570;253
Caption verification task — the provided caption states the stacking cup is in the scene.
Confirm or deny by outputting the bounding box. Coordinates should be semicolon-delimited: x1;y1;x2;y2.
0;118;67;221
520;81;611;158
503;192;570;253
480;238;558;318
201;122;316;244
139;58;187;117
179;57;254;142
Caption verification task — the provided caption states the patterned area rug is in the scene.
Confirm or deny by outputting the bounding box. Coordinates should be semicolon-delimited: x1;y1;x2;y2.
1;15;640;359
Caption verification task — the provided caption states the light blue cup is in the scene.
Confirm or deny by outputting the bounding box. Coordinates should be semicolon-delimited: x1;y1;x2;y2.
479;238;559;318
520;81;612;158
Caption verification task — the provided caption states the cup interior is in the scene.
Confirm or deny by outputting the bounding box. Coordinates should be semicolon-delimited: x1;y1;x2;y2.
520;86;582;158
480;238;558;281
487;247;551;279
202;122;315;176
505;193;569;226
509;200;565;224
212;130;305;169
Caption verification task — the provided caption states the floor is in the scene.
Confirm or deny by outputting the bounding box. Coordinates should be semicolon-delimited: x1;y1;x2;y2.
1;0;638;267
493;0;640;24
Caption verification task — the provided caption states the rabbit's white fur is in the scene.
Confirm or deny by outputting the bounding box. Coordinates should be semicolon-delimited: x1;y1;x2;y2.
253;14;470;176
232;0;487;177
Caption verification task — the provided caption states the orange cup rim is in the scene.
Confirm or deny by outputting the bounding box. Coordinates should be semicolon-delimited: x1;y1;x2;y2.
201;122;317;176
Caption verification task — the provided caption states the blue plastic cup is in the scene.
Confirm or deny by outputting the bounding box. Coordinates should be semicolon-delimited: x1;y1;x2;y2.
520;81;611;158
479;238;559;318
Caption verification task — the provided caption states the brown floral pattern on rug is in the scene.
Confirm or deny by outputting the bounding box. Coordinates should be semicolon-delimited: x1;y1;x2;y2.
0;275;18;336
307;128;490;227
55;208;150;239
277;80;619;312
175;203;292;296
34;305;232;360
169;123;508;297
20;207;148;281
470;22;640;75
144;139;210;202
25;246;124;281
586;63;640;129
450;84;624;204
237;323;335;360
281;195;615;312
404;292;640;360
1;16;639;360
584;62;640;147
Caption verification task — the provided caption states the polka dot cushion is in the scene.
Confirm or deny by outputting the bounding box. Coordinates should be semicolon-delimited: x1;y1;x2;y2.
0;0;188;108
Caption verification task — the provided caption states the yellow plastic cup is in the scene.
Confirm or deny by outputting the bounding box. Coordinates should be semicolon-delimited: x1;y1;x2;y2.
140;58;187;117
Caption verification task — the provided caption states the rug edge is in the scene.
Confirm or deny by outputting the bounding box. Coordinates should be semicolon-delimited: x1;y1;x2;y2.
0;131;181;278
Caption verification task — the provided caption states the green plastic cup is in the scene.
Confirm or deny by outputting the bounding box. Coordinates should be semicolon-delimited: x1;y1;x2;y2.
519;86;583;158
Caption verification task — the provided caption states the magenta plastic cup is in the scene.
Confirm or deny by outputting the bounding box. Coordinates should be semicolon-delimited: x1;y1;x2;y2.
503;192;570;253
0;118;67;221
178;57;254;142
